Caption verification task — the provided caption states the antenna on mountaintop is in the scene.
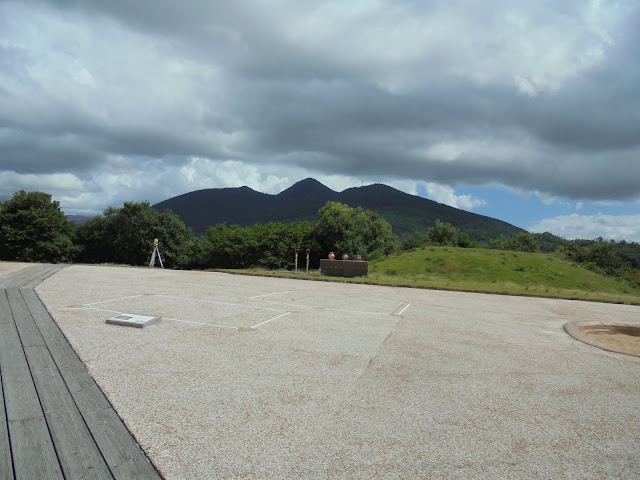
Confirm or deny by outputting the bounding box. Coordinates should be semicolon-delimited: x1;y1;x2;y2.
149;238;164;268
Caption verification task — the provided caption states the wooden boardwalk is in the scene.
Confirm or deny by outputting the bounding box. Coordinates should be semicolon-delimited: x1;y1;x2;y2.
0;265;163;480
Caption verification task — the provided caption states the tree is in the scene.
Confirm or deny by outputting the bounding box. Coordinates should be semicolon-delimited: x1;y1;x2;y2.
199;222;317;269
315;202;397;258
426;220;459;246
75;202;194;268
504;233;539;253
586;242;619;275
490;232;539;252
457;232;473;248
563;241;588;263
0;190;76;263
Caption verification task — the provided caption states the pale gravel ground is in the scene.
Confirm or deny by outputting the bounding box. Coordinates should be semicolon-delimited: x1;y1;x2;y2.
0;261;33;277
33;265;640;479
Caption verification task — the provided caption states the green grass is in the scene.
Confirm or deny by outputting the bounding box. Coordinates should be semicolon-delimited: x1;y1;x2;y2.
221;246;640;304
366;246;640;303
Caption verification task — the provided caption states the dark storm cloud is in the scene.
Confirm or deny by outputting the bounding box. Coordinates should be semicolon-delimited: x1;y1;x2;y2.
1;0;640;203
229;74;640;200
0;130;104;173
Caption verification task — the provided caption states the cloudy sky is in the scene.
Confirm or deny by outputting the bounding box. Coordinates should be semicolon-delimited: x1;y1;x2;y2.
1;0;639;240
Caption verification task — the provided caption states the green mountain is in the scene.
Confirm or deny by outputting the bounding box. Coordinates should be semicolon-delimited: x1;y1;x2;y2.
152;178;524;241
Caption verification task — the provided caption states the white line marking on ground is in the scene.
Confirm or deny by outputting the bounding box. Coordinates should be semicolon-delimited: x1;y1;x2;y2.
254;300;314;309
82;307;123;314
252;312;291;329
322;308;390;317
78;306;239;329
153;294;282;311
397;303;411;315
81;295;143;307
163;317;238;330
249;291;290;299
360;297;406;304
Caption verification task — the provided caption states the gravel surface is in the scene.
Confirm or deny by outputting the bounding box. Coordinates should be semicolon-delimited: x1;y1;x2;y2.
0;261;33;277
35;265;640;479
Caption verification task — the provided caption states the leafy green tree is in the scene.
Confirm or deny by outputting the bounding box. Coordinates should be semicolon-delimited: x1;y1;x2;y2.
456;232;473;248
73;214;113;264
75;202;194;268
563;241;588;263
0;190;76;263
558;240;621;277
534;231;567;253
200;221;316;269
504;232;539;252
586;242;619;275
488;235;507;250
401;223;473;250
315;202;396;259
489;232;539;253
252;222;317;269
199;224;247;268
426;220;459;246
399;232;427;251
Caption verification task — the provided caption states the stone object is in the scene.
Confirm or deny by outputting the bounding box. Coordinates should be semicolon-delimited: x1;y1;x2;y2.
328;252;335;260
106;313;161;328
320;259;368;277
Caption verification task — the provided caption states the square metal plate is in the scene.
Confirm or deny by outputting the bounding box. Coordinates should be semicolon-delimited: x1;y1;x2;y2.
106;313;161;328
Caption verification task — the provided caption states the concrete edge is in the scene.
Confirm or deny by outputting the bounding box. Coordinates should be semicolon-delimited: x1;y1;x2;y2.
563;320;640;358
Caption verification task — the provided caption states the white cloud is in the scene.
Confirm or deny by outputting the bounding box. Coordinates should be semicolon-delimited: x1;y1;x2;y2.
86;158;294;215
283;1;623;95
529;213;640;242
0;171;88;196
417;143;462;163
1;0;639;214
422;183;486;211
0;157;296;215
177;158;290;194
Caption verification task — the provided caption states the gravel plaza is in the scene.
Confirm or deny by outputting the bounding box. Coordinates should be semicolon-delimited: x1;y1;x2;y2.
28;265;640;479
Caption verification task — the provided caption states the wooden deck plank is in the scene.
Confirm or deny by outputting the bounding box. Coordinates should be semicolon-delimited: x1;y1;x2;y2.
6;289;45;348
0;268;29;288
83;407;161;480
0;269;29;289
0;303;63;480
20;289;162;479
21;265;65;289
0;272;163;480
0;266;46;289
0;322;43;422
0;366;15;480
7;418;63;480
21;289;113;413
24;345;114;480
0;265;64;289
0;290;11;325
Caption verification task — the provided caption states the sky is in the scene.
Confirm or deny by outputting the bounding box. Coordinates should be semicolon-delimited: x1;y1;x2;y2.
1;0;639;241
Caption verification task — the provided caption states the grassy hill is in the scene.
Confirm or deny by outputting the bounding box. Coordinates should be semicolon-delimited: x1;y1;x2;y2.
231;246;640;304
366;246;640;303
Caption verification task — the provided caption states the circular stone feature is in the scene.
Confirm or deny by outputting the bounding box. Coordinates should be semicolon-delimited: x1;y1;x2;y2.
564;321;640;357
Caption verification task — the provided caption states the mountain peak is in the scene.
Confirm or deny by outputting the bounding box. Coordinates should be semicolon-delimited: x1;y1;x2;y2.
153;177;523;239
277;178;336;199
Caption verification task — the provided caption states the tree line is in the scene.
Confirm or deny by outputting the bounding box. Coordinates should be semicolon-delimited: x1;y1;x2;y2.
397;219;640;288
0;190;396;269
1;190;638;288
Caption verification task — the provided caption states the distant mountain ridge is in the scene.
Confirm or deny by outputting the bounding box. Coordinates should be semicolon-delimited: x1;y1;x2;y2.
152;178;524;241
